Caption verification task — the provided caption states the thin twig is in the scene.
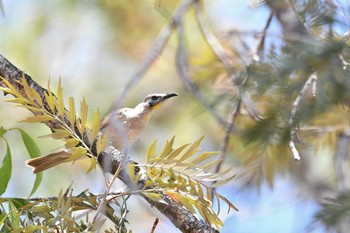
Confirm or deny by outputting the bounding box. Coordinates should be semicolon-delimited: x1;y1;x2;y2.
115;0;194;108
194;1;233;71
150;218;160;233
250;11;273;63
175;17;228;126
288;72;318;161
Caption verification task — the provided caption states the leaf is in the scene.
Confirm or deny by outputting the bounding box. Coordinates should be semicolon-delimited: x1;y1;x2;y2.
0;127;6;137
86;156;96;174
45;79;55;113
20;115;54;123
65;138;80;149
67;97;76;127
180;136;204;161
167;144;190;160
91;108;101;140
0;139;11;195
49;128;72;139
15;128;43;197
64;147;87;162
56;78;65;117
80;97;88;129
96;131;109;155
215;192;239;212
191;151;219;165
20;74;33;102
159;136;175;158
0;77;23;97
147;138;157;160
8;200;20;230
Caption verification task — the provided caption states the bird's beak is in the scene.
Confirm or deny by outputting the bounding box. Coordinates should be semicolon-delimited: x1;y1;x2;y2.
162;93;178;100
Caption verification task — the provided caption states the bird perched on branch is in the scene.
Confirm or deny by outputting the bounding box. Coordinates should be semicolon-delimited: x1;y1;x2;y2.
26;93;178;173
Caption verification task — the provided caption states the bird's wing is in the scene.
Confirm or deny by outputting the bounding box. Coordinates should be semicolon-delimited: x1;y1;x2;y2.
100;108;128;130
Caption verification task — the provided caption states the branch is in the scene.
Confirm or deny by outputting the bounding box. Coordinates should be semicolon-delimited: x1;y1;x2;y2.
288;72;318;161
0;53;217;233
193;0;233;72
115;0;194;108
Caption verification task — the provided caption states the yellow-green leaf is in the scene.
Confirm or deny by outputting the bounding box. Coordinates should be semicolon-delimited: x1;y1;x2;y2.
65;138;80;149
67;97;76;127
20;74;33;103
159;136;175;158
0;139;11;196
50;129;72;139
65;147;87;162
31;88;43;107
44;91;55;113
56;78;65;117
80;97;88;129
86;155;96;174
168;144;190;160
96;131;109;155
191;151;219;165
20;115;54;123
0;77;23;97
91;108;101;140
180;136;204;161
147;138;158;160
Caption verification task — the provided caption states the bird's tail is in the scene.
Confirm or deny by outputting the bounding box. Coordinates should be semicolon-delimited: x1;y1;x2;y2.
26;150;71;174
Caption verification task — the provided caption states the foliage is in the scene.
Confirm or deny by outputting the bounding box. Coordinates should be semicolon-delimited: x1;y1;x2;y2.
0;76;109;172
134;136;238;229
0;188;130;232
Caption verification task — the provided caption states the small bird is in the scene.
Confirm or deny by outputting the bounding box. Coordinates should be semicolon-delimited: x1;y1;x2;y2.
26;93;178;173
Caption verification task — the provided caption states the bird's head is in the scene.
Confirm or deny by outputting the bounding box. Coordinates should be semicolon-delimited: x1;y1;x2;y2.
144;93;178;110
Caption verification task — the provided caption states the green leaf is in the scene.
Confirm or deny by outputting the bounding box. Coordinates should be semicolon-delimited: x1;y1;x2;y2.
147;138;158;160
0;127;6;137
86;156;96;174
91;108;101;140
0;139;12;195
56;78;65;117
8;200;20;230
15;128;43;197
80;97;88;129
159;136;175;158
20;115;54;123
65;147;87;162
180;136;204;161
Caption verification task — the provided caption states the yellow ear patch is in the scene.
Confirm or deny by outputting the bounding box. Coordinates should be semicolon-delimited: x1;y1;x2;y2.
151;102;164;110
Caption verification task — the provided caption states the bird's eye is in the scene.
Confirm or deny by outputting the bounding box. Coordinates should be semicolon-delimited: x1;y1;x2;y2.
151;96;158;101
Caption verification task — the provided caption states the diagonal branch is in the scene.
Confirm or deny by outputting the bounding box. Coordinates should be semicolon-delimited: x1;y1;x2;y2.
0;53;217;233
115;0;194;108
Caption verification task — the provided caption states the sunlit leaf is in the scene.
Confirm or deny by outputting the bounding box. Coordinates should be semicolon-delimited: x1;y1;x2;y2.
159;136;175;158
91;108;101;140
56;78;65;117
0;139;11;195
180;136;204;161
147;138;158;160
8;200;20;230
20;115;54;123
191;151;219;165
86;156;96;174
80;97;88;129
21;74;33;103
96;131;109;155
65;138;80;149
167;143;190;160
15;128;43;197
64;147;87;162
50;128;72;139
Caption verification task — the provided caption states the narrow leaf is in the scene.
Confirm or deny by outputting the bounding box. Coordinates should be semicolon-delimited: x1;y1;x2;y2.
167;144;190;160
159;136;175;158
8;201;20;230
191;151;219;165
80;97;88;129
86;155;96;174
96;131;109;155
56;78;65;117
180;136;204;161
65;138;80;149
67;97;76;127
216;192;239;212
0;139;11;195
20;115;54;123
15;128;42;197
20;74;33;103
147;138;158;160
0;127;6;137
91;108;101;140
65;147;87;162
31;88;44;107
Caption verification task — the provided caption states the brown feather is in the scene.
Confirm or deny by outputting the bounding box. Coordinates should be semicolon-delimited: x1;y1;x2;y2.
26;151;71;173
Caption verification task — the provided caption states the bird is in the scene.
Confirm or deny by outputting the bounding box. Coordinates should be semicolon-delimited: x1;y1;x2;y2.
26;93;178;173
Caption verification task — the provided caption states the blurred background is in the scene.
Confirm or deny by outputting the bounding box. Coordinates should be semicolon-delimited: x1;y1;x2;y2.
1;0;350;232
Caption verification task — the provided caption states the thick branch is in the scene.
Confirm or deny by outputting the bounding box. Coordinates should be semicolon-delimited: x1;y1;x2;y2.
0;53;217;233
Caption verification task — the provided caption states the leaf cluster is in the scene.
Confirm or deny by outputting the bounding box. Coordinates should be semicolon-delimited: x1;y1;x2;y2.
0;76;109;172
0;188;131;233
133;136;238;229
